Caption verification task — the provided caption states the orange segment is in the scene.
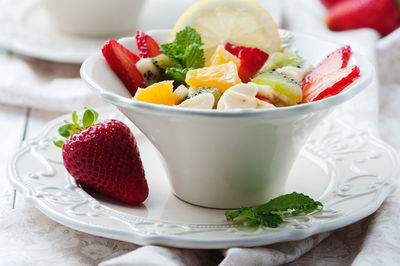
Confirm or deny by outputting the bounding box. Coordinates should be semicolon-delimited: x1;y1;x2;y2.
135;81;179;106
207;45;240;68
185;61;241;93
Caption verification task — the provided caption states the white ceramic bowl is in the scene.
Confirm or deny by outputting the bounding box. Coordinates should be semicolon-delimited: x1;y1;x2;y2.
43;0;144;36
81;30;374;209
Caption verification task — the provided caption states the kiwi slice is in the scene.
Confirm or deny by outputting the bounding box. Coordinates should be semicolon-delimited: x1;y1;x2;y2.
251;71;302;106
259;49;303;74
152;54;173;70
188;87;222;108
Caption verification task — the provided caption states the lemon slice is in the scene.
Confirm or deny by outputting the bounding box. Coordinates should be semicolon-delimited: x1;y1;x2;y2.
172;0;281;62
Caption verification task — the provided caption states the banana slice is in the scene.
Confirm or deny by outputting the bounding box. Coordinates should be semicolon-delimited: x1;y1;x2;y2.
173;85;189;103
217;83;275;110
136;58;161;86
276;66;305;83
178;93;215;109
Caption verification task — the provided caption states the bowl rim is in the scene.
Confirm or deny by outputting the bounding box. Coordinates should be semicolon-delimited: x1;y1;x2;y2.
80;30;375;118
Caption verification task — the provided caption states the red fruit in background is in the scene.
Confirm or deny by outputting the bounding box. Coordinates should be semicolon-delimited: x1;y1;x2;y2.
302;45;351;86
326;0;400;36
302;65;360;103
55;109;149;205
225;43;269;83
102;40;145;96
320;0;346;9
135;30;163;58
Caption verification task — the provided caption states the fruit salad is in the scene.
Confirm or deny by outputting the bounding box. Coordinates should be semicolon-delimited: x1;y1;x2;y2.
102;0;360;110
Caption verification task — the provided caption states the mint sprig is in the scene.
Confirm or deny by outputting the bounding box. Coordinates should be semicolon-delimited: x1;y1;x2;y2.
53;108;99;148
225;192;323;228
160;26;205;85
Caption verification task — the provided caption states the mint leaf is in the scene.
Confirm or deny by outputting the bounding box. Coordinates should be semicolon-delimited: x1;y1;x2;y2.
184;44;205;69
255;192;322;216
258;213;283;227
225;192;323;228
160;26;205;85
165;67;191;85
175;26;203;49
161;43;185;68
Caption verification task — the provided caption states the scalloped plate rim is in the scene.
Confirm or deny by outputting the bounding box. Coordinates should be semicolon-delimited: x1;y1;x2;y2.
7;108;400;249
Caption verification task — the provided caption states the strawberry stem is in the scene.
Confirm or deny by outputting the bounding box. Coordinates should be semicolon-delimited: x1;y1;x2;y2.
53;108;99;148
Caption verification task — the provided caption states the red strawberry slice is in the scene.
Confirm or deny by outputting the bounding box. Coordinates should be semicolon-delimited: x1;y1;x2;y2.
58;110;148;205
225;43;269;83
326;0;400;36
302;65;360;103
302;45;351;87
256;95;273;104
102;40;145;96
135;30;163;58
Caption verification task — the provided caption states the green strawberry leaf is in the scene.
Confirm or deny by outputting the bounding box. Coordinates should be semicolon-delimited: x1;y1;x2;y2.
92;109;99;122
72;111;78;124
58;125;71;138
53;140;65;148
82;109;98;128
54;108;99;148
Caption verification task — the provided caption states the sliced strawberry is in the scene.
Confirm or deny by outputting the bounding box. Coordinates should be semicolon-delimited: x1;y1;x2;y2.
225;43;269;83
302;45;351;87
224;43;242;57
135;30;163;58
256;95;273;104
302;65;360;103
102;40;145;96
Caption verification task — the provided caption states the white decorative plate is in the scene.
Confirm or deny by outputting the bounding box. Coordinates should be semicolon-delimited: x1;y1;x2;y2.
8;108;399;249
0;0;108;64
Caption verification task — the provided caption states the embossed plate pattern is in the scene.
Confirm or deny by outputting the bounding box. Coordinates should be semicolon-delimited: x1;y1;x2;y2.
8;108;399;249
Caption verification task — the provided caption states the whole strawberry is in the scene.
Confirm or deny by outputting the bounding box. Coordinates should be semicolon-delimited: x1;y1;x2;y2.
54;109;148;205
326;0;400;36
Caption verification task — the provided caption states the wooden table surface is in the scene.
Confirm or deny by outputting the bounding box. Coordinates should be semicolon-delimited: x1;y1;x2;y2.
0;105;64;210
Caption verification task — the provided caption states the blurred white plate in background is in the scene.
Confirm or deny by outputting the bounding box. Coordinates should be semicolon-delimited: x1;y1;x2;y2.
0;0;283;63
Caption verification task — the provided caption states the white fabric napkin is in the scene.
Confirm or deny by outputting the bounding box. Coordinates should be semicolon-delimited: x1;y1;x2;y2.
0;52;105;112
